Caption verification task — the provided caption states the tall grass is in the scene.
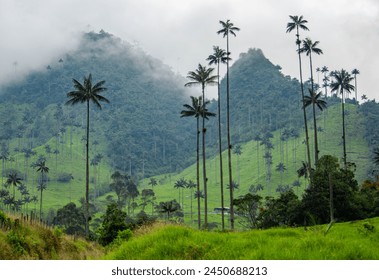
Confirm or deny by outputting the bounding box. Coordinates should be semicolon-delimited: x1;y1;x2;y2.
0;211;103;259
105;218;379;260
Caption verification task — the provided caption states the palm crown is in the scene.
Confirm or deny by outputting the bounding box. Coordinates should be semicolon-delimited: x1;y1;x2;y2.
299;38;323;56
184;64;218;90
207;46;230;66
330;69;355;95
66;74;109;108
180;96;215;120
217;20;240;37
304;89;327;111
286;15;309;34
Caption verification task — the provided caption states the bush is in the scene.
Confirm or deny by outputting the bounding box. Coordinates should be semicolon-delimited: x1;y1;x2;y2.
110;229;133;247
57;173;73;183
98;203;128;246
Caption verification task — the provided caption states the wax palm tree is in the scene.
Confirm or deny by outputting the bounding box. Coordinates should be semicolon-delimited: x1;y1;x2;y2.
35;160;49;220
6;172;22;200
299;38;323;164
321;66;329;97
303;89;327;164
207;45;230;231
286;15;312;182
330;69;354;170
186;179;196;224
181;96;214;229
184;65;217;230
181;96;202;228
66;73;109;237
275;162;287;184
156;200;181;220
217;19;240;229
174;178;187;208
351;68;360;101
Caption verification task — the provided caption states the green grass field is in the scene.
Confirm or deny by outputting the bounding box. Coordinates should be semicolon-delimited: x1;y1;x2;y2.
105;217;379;260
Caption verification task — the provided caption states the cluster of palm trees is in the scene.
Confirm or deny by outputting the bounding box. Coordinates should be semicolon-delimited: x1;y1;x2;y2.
286;15;356;181
0;159;49;220
181;20;240;230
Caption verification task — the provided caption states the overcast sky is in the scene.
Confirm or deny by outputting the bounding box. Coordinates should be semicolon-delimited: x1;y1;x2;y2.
0;0;378;100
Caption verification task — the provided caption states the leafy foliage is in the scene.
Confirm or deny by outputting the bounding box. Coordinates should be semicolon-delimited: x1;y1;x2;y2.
53;202;85;235
98;203;128;246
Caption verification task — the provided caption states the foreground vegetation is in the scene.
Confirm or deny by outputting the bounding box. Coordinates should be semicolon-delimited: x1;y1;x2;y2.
105;218;379;260
1;209;378;260
0;211;103;259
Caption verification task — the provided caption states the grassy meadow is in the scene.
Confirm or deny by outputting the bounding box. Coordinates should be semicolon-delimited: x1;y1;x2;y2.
105;217;379;260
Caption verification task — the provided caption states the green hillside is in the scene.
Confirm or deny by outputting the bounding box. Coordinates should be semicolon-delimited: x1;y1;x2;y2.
0;211;103;259
139;102;371;227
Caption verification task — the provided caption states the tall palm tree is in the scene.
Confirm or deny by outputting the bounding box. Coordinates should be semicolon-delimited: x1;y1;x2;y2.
186;179;196;224
217;19;240;230
275;162;287;184
6;172;22;199
286;15;312;183
206;45;230;231
181;96;214;229
66;73;109;237
184;65;217;230
181;96;202;229
321;66;329;97
35;160;49;219
351;68;360;101
303;89;327;162
299;38;323;164
330;69;354;170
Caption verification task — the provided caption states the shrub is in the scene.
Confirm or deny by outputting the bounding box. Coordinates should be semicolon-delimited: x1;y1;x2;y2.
57;173;73;183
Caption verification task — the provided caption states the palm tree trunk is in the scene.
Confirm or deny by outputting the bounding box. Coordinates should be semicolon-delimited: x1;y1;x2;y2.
226;33;235;230
39;188;43;221
202;87;208;230
217;62;225;231
296;29;312;184
309;54;319;164
328;172;334;222
85;100;90;237
196;118;201;229
341;89;347;170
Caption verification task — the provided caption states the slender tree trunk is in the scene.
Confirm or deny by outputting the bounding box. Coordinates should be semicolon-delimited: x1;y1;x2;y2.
309;54;319;164
226;33;235;230
196;117;201;229
39;189;43;220
354;75;358;101
341;89;347;170
216;62;225;231
296;29;313;185
85;100;90;237
328;172;334;222
201;87;208;230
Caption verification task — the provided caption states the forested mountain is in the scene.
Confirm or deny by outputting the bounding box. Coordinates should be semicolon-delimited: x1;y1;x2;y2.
0;30;195;178
0;30;377;181
216;48;316;143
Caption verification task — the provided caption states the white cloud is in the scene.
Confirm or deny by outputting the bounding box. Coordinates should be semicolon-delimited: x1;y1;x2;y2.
0;0;378;100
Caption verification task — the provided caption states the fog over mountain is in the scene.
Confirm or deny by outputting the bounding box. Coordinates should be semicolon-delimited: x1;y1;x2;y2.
1;0;378;100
